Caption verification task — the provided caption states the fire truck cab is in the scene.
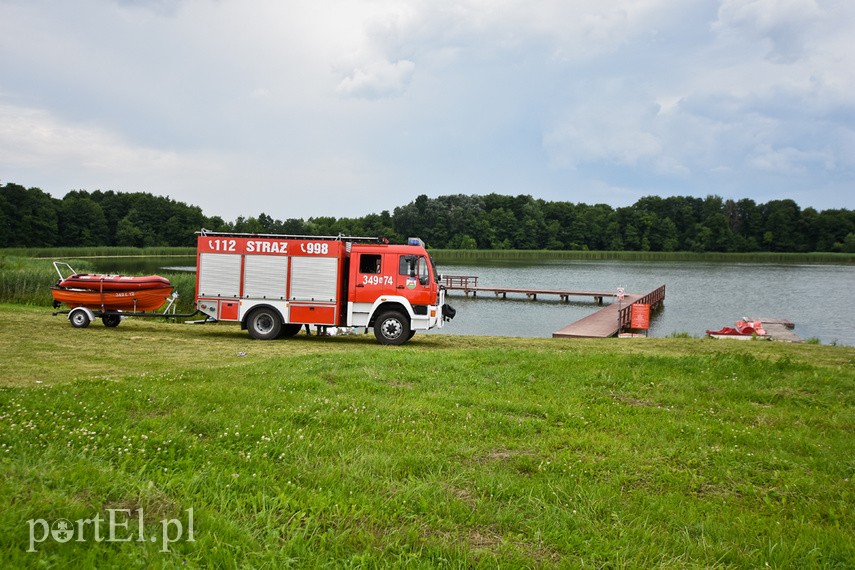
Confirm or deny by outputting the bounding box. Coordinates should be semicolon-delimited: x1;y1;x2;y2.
194;231;454;345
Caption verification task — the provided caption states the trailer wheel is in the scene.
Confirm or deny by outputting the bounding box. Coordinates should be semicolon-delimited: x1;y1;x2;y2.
374;311;410;345
69;309;91;329
102;314;122;328
246;308;282;340
278;323;303;338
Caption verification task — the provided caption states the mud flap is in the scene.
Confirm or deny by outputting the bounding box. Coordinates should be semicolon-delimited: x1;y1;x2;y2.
442;303;456;321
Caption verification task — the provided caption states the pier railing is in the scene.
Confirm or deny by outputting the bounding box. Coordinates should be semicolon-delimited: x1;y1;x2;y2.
618;285;666;331
443;275;479;289
443;275;618;304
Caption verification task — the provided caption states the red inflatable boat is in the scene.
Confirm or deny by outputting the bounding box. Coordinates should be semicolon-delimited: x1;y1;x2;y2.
57;273;171;291
51;262;173;312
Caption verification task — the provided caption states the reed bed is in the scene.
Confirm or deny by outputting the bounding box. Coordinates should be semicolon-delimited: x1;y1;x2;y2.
3;246;195;258
431;249;855;264
0;255;198;314
2;246;850;317
0;257;60;306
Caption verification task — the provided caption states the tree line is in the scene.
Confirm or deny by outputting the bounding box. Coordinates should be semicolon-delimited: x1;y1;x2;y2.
2;182;854;253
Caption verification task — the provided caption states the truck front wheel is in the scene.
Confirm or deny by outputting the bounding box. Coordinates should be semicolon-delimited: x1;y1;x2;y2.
246;308;282;340
374;311;410;345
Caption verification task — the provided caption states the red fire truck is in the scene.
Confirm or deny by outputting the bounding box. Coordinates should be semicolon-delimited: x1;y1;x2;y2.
194;230;455;344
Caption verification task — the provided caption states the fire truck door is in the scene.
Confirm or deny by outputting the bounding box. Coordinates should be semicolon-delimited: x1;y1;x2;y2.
396;254;433;305
352;251;394;304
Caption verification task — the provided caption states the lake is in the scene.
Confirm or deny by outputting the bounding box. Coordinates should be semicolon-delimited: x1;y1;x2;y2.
89;257;855;346
434;260;855;346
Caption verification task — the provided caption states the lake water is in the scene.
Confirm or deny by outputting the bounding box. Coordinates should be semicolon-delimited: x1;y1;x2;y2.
435;260;855;346
90;257;855;346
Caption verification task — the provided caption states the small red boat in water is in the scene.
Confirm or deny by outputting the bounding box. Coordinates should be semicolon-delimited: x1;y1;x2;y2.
706;319;767;339
51;262;173;312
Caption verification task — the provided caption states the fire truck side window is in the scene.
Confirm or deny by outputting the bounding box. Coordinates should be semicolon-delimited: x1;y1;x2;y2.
399;255;429;283
359;254;382;274
399;255;415;276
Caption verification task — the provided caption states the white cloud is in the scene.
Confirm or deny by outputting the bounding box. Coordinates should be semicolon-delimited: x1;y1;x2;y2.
336;59;416;98
748;144;834;174
714;0;823;62
1;0;854;216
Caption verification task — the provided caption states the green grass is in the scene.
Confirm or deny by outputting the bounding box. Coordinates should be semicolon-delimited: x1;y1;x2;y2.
1;304;853;567
431;249;855;264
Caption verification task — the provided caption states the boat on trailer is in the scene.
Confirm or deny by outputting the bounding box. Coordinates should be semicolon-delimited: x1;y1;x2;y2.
50;262;173;312
51;285;175;312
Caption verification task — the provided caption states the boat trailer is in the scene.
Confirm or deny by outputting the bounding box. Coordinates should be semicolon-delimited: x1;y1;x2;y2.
50;261;203;328
51;293;204;329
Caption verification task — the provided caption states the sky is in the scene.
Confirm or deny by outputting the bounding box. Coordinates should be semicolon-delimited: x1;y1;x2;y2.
1;0;854;220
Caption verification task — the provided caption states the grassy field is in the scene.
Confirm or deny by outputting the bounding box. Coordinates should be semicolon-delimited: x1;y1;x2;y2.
1;304;853;567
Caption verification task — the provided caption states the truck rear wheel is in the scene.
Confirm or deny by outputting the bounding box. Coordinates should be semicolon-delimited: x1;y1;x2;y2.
246;308;282;340
374;311;410;345
278;323;303;338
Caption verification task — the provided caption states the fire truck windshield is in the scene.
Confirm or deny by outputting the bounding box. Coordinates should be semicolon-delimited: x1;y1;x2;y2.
428;255;440;283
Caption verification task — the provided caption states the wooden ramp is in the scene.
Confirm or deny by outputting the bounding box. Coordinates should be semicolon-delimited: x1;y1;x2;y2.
748;318;802;342
553;285;666;339
552;295;641;338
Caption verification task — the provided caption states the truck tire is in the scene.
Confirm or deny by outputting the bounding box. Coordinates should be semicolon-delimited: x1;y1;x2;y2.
246;307;282;340
278;323;303;338
374;311;410;345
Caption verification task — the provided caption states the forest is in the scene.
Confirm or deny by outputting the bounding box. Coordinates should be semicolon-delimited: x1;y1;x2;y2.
1;181;854;253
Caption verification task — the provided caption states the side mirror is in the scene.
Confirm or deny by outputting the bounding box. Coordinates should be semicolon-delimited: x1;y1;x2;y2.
419;276;428;285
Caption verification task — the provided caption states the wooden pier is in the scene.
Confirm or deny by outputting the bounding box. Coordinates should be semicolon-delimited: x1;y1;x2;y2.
553;285;666;339
443;275;616;305
747;318;802;342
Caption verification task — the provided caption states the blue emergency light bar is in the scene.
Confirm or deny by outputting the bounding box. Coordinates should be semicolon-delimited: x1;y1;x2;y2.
408;237;425;248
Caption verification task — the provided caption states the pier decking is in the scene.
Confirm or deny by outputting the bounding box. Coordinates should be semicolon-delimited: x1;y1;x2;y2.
442;276;666;339
552;285;666;338
748;318;802;342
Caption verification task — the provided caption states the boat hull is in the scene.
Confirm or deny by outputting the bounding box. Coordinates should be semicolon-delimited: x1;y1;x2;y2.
51;286;174;312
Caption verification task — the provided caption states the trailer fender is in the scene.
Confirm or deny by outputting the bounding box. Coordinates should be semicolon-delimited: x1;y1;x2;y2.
68;307;95;328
